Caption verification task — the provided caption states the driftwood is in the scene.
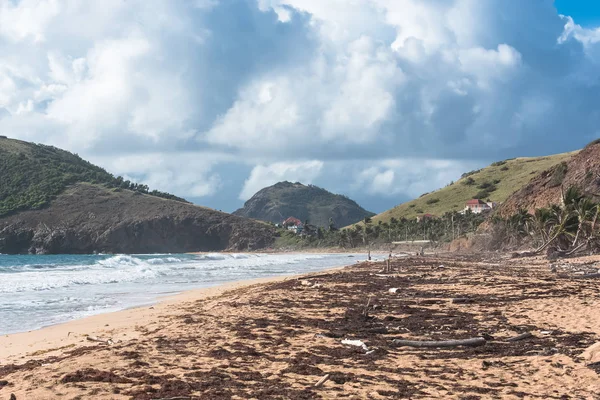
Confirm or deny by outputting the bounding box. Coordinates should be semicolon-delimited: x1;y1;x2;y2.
364;297;372;318
86;336;114;345
574;273;600;279
299;273;332;280
506;332;533;342
392;337;486;348
315;374;330;388
151;397;190;400
451;298;473;304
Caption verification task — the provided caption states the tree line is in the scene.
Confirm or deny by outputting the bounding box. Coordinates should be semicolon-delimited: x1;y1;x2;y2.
0;143;188;217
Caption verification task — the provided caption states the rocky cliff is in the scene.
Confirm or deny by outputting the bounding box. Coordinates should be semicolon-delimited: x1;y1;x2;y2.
0;137;275;254
0;183;275;254
234;181;374;228
498;140;600;216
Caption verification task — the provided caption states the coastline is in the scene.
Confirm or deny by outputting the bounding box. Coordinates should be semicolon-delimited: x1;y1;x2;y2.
3;254;600;399
0;266;347;363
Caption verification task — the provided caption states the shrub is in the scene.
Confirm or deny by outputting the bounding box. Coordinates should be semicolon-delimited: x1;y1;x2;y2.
491;160;506;167
461;169;481;178
477;182;497;192
409;204;416;208
426;198;440;205
549;162;568;187
474;190;490;199
463;177;476;186
419;192;429;198
500;166;509;171
416;209;424;214
493;179;501;184
585;138;600;148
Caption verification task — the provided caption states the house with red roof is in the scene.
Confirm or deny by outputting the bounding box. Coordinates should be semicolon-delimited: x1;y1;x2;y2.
464;199;497;214
283;217;304;234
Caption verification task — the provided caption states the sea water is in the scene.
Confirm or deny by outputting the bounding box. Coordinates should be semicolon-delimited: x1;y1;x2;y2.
0;252;372;335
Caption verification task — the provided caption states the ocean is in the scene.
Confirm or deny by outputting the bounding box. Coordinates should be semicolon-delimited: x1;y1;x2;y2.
0;252;371;335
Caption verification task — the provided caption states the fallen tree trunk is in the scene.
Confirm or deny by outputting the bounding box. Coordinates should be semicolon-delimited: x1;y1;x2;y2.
391;337;486;348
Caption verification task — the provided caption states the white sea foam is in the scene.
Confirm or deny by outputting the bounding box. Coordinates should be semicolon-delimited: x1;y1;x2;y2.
0;252;371;335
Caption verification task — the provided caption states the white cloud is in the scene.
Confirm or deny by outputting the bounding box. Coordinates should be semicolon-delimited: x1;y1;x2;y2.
92;152;225;198
0;0;599;213
353;159;481;198
240;161;324;200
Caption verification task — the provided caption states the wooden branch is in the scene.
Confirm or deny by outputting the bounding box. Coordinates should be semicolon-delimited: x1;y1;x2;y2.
391;337;486;348
315;374;330;388
363;297;372;318
506;332;533;342
451;298;473;304
151;397;190;400
574;273;600;279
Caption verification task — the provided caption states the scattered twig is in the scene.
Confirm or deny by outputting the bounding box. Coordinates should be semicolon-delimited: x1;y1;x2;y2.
392;337;486;348
573;273;600;279
314;374;330;388
506;332;533;342
451;298;473;304
363;297;372;318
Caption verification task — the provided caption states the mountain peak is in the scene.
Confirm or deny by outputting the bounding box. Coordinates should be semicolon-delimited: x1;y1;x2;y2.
234;181;374;228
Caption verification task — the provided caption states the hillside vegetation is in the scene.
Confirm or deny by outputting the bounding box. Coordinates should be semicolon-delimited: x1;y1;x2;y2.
370;151;576;225
234;181;375;228
0;137;187;217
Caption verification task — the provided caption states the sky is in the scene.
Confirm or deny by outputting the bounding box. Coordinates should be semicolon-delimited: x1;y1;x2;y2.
1;0;600;214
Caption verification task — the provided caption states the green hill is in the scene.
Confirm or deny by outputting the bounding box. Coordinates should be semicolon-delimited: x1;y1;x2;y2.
370;151;577;224
234;181;375;228
0;137;187;216
0;137;275;254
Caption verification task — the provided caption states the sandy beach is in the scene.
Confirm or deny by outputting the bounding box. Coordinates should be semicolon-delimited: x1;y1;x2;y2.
2;254;600;399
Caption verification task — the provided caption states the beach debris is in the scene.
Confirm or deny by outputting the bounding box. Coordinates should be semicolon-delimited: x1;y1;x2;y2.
314;374;330;388
506;332;534;342
341;339;368;351
152;397;191;400
388;288;399;294
86;335;114;345
451;297;473;304
300;280;313;287
574;272;600;279
391;337;486;348
10;394;16;400
150;397;190;400
0;380;8;388
540;330;554;335
363;296;373;318
580;342;600;365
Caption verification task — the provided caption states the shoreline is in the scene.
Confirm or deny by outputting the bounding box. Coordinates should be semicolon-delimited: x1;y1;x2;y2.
0;265;347;363
4;254;600;398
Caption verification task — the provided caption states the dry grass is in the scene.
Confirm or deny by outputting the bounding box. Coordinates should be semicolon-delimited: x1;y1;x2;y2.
368;151;576;224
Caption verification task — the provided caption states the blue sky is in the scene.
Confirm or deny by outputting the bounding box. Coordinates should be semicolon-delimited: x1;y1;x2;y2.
556;0;600;26
1;0;600;214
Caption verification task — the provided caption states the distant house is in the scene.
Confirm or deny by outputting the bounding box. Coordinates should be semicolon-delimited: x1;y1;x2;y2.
416;213;436;222
283;217;304;234
464;199;496;214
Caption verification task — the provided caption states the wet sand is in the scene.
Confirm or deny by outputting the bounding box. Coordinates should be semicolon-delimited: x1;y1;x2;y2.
1;254;600;399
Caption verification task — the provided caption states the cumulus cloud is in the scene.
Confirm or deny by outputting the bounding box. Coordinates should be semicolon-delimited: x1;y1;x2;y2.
92;152;226;198
352;159;481;198
1;0;600;213
240;161;324;200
